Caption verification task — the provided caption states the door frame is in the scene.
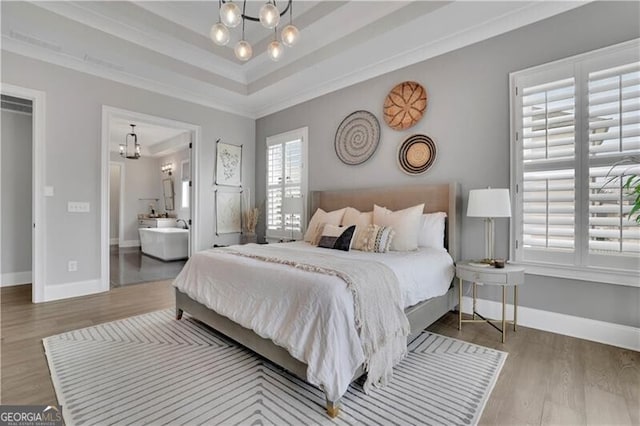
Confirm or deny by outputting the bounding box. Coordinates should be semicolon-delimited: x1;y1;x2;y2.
0;83;47;303
101;106;200;291
108;161;125;246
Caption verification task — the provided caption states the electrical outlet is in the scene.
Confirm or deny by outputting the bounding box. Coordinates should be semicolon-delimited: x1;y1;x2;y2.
68;260;78;272
68;202;90;213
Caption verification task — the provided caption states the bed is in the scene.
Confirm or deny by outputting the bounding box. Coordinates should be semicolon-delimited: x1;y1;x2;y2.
174;182;461;417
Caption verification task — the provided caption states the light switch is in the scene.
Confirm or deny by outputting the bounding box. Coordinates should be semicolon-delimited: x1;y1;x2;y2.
68;202;90;213
44;186;54;197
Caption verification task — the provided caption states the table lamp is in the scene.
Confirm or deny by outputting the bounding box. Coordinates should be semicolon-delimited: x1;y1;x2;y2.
281;196;303;241
467;188;512;263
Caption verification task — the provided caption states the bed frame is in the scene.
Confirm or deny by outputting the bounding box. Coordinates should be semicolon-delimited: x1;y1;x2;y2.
175;182;461;418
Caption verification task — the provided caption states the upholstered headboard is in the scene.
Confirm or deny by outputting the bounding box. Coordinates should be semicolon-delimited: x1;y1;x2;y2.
310;182;462;261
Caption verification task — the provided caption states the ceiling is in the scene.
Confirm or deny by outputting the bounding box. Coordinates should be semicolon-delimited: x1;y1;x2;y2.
110;117;190;157
2;1;587;118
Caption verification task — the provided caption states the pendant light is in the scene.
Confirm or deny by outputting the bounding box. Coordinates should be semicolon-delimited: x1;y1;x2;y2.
259;2;280;29
280;1;299;47
210;22;230;46
267;28;283;61
220;1;241;28
119;124;141;160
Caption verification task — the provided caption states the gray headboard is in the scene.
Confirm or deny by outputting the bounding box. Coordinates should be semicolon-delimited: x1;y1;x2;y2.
310;182;462;261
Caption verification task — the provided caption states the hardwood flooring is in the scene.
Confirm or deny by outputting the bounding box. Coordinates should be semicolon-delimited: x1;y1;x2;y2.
2;283;638;425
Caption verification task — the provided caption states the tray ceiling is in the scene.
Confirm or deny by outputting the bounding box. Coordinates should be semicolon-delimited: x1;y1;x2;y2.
2;1;587;118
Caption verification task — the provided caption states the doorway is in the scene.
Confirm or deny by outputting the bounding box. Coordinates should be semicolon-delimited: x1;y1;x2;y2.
102;107;200;289
0;84;45;303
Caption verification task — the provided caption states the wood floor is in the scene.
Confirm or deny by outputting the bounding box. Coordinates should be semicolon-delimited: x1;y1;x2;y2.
2;282;638;425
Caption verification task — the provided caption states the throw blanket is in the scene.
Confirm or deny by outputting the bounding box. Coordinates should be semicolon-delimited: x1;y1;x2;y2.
217;244;410;393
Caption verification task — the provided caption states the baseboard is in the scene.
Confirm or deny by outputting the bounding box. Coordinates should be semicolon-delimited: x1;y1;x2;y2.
461;296;640;352
119;239;140;248
1;271;32;287
110;238;119;245
43;279;107;302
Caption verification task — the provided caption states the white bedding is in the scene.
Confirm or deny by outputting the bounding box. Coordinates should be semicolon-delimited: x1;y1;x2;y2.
172;242;454;402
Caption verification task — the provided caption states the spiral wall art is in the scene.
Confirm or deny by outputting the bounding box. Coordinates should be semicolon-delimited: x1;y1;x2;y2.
334;110;381;165
397;134;437;175
383;81;428;131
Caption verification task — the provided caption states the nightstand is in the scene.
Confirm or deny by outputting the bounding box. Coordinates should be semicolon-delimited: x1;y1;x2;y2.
456;261;525;343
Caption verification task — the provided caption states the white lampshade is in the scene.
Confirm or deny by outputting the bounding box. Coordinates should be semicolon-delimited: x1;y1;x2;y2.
281;196;303;214
267;40;284;61
234;40;253;61
220;2;242;28
259;3;280;29
281;24;299;47
467;188;511;218
210;22;230;46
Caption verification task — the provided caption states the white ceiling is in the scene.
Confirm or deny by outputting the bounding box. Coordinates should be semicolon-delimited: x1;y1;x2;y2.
110;117;190;157
2;1;588;118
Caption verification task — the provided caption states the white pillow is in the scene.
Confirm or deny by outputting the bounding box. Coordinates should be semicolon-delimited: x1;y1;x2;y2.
341;207;373;228
373;203;424;251
304;208;346;243
418;212;447;249
341;208;373;247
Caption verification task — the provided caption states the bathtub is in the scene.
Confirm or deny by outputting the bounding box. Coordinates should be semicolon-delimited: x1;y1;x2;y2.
139;228;189;261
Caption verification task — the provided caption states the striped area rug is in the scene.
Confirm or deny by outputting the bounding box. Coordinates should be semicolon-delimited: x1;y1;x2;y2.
43;310;506;425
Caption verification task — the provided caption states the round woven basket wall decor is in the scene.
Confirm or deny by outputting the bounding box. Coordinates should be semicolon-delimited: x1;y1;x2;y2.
383;81;428;131
334;110;381;165
397;134;436;175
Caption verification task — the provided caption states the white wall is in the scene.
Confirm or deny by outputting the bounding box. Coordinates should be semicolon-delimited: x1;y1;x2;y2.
157;147;191;223
108;163;120;242
110;154;163;244
255;2;640;328
1;51;255;298
1;109;32;286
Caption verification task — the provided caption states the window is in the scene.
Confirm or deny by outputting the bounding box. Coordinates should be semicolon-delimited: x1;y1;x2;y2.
265;127;308;240
511;40;639;286
180;159;190;209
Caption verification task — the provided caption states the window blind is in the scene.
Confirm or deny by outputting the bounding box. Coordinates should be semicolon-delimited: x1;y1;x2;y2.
588;62;640;255
521;78;576;254
265;128;308;239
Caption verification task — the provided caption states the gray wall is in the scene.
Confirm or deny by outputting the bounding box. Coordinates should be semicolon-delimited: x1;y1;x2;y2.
2;51;255;288
109;163;120;241
1;109;32;279
256;2;640;327
157;148;191;223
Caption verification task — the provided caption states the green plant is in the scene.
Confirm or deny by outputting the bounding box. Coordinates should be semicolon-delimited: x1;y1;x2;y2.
604;156;640;224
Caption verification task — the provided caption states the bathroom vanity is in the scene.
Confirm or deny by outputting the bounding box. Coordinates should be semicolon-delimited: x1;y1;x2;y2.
138;218;177;228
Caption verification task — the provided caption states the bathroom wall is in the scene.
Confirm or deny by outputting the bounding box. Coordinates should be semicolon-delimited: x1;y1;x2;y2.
1;109;32;286
110;153;162;246
157;147;191;223
108;163;120;243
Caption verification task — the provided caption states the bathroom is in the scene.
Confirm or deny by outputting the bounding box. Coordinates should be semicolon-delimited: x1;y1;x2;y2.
109;118;192;287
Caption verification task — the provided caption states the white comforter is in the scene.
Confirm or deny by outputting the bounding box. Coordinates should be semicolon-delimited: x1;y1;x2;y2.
172;242;454;401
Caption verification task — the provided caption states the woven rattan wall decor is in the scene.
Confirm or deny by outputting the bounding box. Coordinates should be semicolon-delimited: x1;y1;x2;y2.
397;134;436;175
334;110;381;165
383;81;427;131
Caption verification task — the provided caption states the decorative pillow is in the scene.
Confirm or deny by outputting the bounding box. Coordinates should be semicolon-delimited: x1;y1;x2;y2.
355;224;394;253
304;208;346;244
341;208;373;249
373;203;424;251
317;225;356;251
418;212;447;249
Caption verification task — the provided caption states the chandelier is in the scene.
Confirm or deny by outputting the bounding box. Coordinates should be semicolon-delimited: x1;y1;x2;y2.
119;124;141;159
210;0;299;62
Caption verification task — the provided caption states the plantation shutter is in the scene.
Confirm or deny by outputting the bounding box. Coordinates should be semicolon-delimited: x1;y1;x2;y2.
265;127;308;240
587;61;640;256
266;143;283;232
519;76;576;262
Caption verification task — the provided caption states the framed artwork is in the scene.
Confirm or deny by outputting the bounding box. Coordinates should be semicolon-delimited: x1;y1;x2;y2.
215;190;242;235
216;141;242;187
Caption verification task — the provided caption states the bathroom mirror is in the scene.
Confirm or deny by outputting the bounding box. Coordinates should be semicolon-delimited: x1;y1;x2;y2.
163;178;174;211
